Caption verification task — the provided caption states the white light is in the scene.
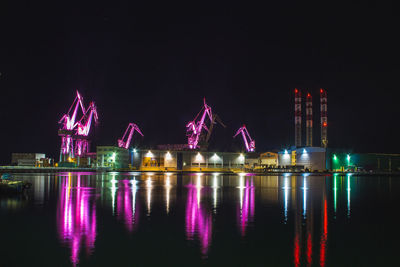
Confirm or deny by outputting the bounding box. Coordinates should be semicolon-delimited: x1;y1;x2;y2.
111;152;116;161
133;148;137;153
238;153;245;162
165;151;172;161
195;152;202;162
303;149;307;154
284;150;288;154
211;153;220;161
146;151;154;158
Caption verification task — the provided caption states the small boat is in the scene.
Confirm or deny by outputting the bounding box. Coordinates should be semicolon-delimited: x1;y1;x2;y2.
0;174;32;194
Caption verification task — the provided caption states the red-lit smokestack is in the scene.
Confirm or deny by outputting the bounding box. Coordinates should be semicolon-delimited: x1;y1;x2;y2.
320;89;328;147
306;92;313;147
295;89;302;147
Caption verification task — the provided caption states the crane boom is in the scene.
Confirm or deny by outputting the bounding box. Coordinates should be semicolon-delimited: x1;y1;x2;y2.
234;125;255;152
118;123;144;149
186;98;213;149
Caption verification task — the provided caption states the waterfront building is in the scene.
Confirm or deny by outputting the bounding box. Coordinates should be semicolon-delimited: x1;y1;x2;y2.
11;153;50;167
96;146;129;169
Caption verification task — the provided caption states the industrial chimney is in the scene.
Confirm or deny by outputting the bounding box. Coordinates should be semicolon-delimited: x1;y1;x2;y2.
295;89;302;147
320;89;328;147
306;92;313;147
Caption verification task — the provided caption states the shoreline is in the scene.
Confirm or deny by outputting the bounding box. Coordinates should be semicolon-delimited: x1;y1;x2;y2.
1;166;399;176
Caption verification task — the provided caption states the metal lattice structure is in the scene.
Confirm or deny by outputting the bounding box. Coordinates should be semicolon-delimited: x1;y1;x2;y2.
118;123;144;149
58;91;86;161
234;125;255;152
186;98;213;149
75;101;98;156
58;91;98;161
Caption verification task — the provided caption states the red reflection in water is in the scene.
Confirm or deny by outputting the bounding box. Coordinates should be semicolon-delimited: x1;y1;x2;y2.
320;198;328;267
116;180;139;232
185;184;212;256
306;232;312;267
57;174;97;266
238;178;255;236
294;233;300;267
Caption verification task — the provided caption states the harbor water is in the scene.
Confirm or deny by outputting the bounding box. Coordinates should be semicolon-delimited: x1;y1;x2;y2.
0;172;399;266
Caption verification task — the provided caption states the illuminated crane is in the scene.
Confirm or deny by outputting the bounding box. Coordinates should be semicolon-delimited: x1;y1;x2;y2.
186;98;213;149
75;101;98;156
118;123;144;149
58;91;86;160
234;125;255;152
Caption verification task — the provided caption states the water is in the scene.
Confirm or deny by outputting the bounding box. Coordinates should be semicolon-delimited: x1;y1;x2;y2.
1;173;399;266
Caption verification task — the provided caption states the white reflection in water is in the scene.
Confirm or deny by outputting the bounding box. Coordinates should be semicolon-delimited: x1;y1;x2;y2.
282;177;290;223
110;174;117;215
212;174;219;213
165;174;171;214
302;176;308;219
146;176;153;215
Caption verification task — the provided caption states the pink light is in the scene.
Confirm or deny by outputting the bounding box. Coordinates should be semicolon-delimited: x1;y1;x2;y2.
185;184;212;257
118;123;144;149
186;98;213;149
57;173;97;266
233;125;255;152
116;180;139;232
237;177;255;236
59;92;99;159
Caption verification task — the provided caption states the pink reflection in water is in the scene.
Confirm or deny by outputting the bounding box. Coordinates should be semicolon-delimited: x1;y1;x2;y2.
185;184;212;256
116;180;139;232
57;174;97;266
238;178;255;236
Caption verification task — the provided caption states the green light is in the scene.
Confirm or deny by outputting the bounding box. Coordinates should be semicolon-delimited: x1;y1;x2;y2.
333;154;337;160
333;175;337;213
347;154;350;161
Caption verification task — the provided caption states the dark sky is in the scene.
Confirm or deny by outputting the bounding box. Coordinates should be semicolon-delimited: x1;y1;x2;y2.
0;1;397;163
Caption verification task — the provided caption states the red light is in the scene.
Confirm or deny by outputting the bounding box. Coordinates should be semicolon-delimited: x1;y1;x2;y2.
323;122;327;127
295;88;298;94
307;93;311;97
320;88;324;93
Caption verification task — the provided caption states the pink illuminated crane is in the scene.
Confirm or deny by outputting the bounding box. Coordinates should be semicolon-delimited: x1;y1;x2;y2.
58;91;86;160
234;125;255;152
186;98;213;149
118;123;144;149
75;101;98;157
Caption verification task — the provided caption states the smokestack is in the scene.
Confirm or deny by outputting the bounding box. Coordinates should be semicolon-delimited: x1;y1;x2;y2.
320;89;328;147
306;92;313;147
295;88;302;147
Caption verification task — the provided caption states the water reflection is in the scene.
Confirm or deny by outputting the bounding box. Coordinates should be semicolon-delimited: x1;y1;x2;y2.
146;175;153;215
1;173;372;266
115;179;139;232
237;175;255;236
347;174;351;218
185;174;212;257
57;173;97;266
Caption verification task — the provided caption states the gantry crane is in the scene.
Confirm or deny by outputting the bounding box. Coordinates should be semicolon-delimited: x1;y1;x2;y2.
58;91;86;160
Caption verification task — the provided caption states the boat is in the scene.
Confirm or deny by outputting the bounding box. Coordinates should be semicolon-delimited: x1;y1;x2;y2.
0;173;32;194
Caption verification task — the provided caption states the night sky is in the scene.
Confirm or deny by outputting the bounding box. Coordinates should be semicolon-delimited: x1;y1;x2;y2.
0;1;397;163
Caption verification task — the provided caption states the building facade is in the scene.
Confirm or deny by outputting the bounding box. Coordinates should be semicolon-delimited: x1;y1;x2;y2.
96;146;129;169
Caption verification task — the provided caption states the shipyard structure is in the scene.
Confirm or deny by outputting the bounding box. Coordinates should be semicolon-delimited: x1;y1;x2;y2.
43;90;400;173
